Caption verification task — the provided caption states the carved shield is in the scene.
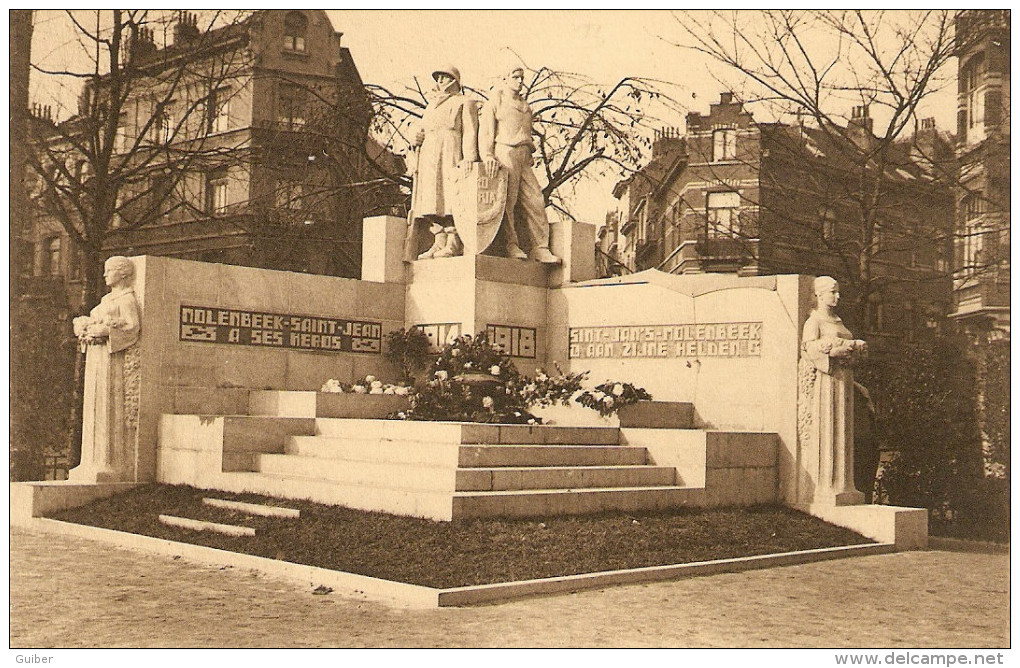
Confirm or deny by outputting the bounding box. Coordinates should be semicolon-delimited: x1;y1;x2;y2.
452;163;508;255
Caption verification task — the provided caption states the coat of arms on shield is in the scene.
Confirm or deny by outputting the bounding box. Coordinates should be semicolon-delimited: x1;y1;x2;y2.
452;162;508;256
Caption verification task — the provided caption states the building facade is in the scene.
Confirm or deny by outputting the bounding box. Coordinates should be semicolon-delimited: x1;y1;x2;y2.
22;10;402;312
950;10;1010;340
606;93;956;340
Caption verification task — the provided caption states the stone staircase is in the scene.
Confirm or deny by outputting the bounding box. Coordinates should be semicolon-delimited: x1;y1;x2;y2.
158;392;778;521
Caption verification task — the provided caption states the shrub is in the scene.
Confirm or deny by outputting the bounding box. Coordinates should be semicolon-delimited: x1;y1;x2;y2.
858;334;1006;540
383;328;431;383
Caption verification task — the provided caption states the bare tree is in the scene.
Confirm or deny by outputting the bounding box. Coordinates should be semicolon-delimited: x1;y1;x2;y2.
363;63;682;221
27;10;252;307
669;10;965;326
25;10;250;465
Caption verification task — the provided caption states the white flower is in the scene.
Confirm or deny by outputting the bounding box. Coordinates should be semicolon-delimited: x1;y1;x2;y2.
524;383;537;393
393;386;410;396
352;385;367;394
369;387;384;395
451;349;460;357
536;372;548;382
490;365;501;376
593;391;606;401
612;383;625;397
320;379;344;393
602;396;614;407
397;411;407;419
464;362;473;369
435;370;449;381
527;418;536;425
482;396;494;409
365;375;376;383
370;380;383;388
383;386;395;395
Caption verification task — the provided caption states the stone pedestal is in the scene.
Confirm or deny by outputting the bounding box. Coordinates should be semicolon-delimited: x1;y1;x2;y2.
404;254;554;372
362;215;407;284
550;220;597;287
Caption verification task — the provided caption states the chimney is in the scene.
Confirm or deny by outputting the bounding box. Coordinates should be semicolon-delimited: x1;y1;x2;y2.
911;117;948;173
652;127;685;158
846;105;875;150
719;91;734;105
849;105;874;134
174;12;200;46
129;25;157;62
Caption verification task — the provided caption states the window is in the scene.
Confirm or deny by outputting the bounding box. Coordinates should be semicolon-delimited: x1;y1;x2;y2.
150;173;173;216
960;52;987;142
963;224;985;278
44;237;62;277
15;239;33;277
116;116;130;152
706;191;740;237
283;11;308;53
868;299;886;333
964;192;986;221
712;129;736;161
819;205;837;241
276;180;305;210
208;88;231;134
206;169;230;214
69;242;83;280
157;105;174;144
278;84;306;128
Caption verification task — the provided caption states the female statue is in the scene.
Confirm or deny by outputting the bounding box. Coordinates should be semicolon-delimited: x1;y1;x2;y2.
479;66;559;263
798;276;867;505
70;256;141;481
408;64;480;260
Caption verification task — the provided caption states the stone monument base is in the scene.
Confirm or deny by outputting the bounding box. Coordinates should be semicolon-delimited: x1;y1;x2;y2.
11;481;140;528
796;502;928;550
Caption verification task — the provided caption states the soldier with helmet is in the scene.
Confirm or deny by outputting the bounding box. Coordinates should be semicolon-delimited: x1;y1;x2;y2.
408;64;480;259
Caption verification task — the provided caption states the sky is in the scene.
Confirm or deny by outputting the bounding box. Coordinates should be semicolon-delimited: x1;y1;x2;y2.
26;9;961;225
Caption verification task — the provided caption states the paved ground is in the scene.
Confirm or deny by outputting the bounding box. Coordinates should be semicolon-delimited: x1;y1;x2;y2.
10;528;1009;648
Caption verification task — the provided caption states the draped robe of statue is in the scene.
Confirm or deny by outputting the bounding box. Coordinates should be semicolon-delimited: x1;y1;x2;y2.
71;288;141;482
798;310;866;505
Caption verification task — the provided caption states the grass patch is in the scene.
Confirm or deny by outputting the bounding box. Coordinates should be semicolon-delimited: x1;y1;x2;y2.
50;484;873;588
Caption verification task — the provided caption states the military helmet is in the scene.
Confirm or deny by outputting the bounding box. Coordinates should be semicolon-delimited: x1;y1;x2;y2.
431;65;461;85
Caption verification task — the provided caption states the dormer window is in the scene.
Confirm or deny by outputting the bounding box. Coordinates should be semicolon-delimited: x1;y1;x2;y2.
283;11;308;53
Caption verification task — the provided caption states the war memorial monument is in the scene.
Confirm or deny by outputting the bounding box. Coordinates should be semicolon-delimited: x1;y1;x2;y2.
12;64;928;604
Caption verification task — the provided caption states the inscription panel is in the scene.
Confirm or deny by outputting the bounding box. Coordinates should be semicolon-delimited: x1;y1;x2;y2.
486;324;536;358
416;323;462;352
179;305;381;354
569;323;762;359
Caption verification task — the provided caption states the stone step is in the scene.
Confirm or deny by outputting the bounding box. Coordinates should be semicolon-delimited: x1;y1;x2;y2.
459;445;647;468
452;486;701;519
257;453;456;491
158;514;255;537
286;436;460;467
218;472;456;521
456;465;676;491
314;418;620;445
202;497;300;519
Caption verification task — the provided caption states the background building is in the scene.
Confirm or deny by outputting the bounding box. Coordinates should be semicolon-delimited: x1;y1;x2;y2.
606;92;956;340
950;9;1010;341
22;10;403;313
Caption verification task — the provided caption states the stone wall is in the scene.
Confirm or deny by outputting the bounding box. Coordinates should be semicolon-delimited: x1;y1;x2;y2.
549;270;813;505
128;255;405;481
